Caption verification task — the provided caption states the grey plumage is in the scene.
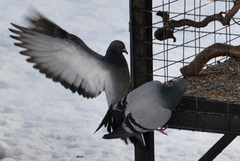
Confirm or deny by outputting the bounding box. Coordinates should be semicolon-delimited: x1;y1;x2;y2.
9;11;130;107
96;79;189;139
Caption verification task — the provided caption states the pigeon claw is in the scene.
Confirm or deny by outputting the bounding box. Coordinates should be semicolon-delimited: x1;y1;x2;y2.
156;125;169;135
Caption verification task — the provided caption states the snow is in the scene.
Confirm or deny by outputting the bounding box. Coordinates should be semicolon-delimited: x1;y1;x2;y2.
0;0;239;161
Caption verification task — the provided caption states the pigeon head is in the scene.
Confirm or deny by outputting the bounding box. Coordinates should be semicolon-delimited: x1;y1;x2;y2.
104;40;128;65
108;40;128;55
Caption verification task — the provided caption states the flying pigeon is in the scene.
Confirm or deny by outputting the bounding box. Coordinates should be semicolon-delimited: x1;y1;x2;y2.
95;79;189;139
9;11;130;107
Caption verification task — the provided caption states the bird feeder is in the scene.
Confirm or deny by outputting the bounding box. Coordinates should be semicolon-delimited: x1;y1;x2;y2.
130;0;240;160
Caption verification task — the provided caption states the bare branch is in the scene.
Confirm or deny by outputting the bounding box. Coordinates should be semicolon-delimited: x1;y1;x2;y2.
180;43;240;77
154;2;240;42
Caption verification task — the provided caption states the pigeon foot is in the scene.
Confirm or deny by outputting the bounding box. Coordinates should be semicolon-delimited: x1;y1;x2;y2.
156;125;169;135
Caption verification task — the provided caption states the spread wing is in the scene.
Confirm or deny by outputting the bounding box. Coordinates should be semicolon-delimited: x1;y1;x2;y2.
9;12;108;98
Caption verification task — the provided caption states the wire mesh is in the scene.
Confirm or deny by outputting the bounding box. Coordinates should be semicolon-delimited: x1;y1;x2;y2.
131;0;240;133
152;0;240;107
130;0;240;133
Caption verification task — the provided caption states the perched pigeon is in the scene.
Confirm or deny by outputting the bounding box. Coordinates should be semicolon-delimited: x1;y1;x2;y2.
95;79;189;139
9;11;130;107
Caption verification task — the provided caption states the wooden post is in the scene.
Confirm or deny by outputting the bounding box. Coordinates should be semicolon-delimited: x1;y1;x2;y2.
129;0;153;160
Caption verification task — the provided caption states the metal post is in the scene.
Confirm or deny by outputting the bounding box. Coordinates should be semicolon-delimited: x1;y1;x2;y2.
199;134;238;161
129;0;153;160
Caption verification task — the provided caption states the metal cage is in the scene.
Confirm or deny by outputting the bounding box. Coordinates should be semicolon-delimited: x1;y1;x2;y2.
151;0;240;135
130;0;240;160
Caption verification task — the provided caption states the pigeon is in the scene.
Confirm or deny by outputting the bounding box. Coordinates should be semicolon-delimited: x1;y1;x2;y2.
9;11;130;107
95;79;189;139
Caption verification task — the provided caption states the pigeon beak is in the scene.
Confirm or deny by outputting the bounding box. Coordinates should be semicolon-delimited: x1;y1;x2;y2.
123;48;128;55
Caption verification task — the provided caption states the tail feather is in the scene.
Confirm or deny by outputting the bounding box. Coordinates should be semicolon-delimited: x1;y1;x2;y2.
103;127;147;147
103;126;136;139
95;105;116;133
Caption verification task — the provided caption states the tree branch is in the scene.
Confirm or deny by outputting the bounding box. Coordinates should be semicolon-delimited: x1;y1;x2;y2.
180;43;240;77
154;1;240;42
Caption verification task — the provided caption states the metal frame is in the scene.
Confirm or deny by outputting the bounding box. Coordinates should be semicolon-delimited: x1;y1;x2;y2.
130;0;154;160
130;0;240;160
169;97;240;134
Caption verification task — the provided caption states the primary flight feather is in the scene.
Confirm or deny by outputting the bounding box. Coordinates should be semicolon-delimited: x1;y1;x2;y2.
9;11;130;107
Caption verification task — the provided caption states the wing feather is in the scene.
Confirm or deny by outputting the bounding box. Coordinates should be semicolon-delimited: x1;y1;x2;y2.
9;13;107;98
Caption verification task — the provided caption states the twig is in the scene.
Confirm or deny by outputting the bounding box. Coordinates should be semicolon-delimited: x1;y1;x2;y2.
167;12;226;28
180;43;240;77
154;2;240;42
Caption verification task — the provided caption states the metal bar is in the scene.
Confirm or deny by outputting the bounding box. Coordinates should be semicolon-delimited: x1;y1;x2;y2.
199;134;238;161
134;133;154;161
178;97;240;115
168;111;240;134
167;97;240;134
130;0;153;160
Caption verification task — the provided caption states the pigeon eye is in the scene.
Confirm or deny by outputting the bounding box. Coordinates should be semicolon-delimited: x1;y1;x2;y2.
118;44;122;48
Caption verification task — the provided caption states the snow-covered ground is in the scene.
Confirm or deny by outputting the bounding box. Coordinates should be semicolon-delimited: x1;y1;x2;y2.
0;0;239;160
